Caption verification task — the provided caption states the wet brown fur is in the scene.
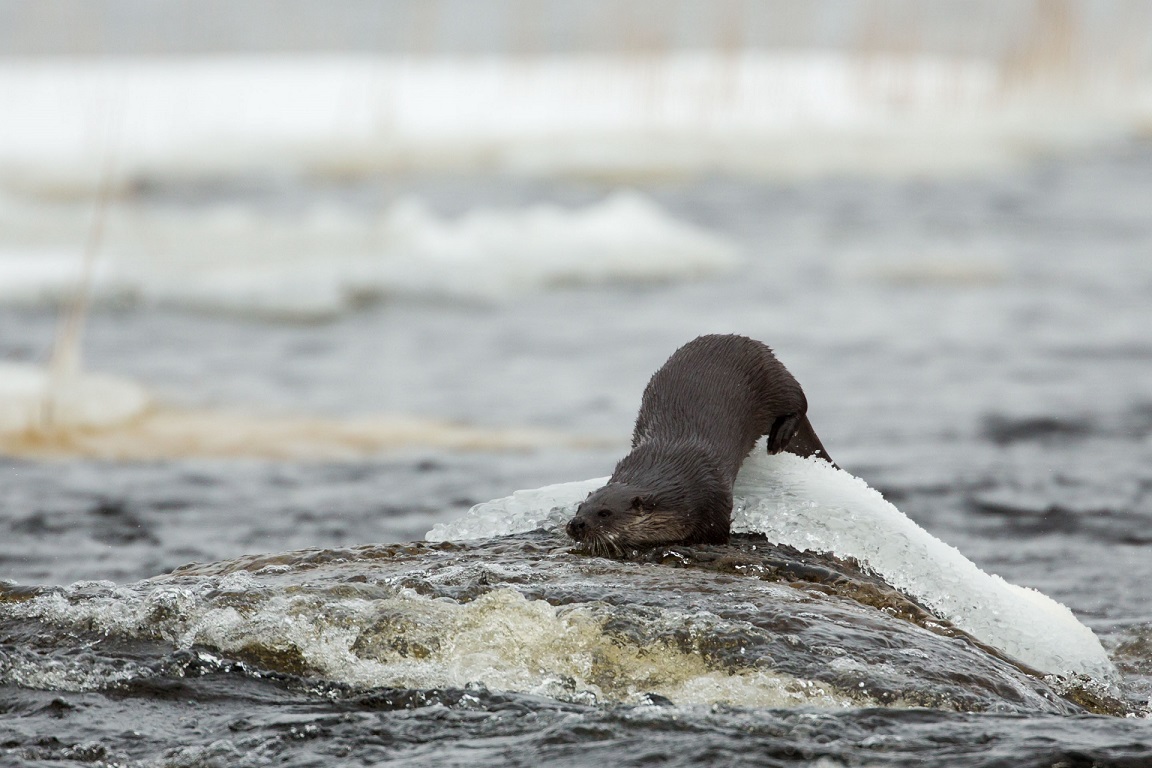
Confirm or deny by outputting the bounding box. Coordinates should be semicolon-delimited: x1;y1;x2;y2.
567;334;832;557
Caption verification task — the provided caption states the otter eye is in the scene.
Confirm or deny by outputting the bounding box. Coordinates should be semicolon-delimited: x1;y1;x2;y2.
598;509;611;518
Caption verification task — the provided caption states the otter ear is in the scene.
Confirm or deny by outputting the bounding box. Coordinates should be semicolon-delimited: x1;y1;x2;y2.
630;496;648;511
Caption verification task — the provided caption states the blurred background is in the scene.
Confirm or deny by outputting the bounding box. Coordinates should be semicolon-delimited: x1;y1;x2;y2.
1;0;1151;588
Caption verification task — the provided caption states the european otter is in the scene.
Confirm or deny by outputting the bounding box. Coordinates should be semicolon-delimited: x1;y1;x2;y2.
566;334;832;557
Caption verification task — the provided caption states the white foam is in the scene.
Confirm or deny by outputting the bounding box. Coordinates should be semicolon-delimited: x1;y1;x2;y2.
0;191;738;315
11;581;861;708
428;448;1117;681
0;362;149;433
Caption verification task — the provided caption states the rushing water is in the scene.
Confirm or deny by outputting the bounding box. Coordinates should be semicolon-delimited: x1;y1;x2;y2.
3;142;1152;765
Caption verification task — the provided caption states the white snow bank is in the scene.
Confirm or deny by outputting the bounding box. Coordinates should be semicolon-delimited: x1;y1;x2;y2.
0;362;149;433
0;191;739;315
1;52;1147;183
427;446;1117;682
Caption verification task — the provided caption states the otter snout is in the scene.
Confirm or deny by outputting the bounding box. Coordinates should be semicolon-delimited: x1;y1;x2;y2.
566;516;588;540
566;507;612;541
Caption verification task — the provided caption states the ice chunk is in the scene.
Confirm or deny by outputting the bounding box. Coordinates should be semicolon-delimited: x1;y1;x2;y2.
0;192;739;316
426;476;607;542
0;362;149;433
375;192;740;300
730;447;1116;682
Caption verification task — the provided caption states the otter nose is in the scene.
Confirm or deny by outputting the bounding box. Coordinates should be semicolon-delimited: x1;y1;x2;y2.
566;518;587;540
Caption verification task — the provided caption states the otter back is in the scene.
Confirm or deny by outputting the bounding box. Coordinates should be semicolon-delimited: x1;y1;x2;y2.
630;334;809;483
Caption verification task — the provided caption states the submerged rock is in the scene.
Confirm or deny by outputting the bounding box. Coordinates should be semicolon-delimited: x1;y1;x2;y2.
0;531;1126;716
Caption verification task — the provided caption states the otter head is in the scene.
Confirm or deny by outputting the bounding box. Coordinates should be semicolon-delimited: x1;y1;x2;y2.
565;481;727;557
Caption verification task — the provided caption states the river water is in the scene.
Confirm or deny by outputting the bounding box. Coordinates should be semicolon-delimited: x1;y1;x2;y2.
2;141;1152;765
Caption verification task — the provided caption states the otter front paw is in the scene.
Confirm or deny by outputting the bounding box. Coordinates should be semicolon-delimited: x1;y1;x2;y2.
766;413;801;454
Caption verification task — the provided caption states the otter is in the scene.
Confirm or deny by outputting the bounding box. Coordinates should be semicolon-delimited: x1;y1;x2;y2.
566;334;832;557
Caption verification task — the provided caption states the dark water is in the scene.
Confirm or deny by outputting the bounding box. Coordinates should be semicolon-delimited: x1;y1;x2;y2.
3;142;1152;765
